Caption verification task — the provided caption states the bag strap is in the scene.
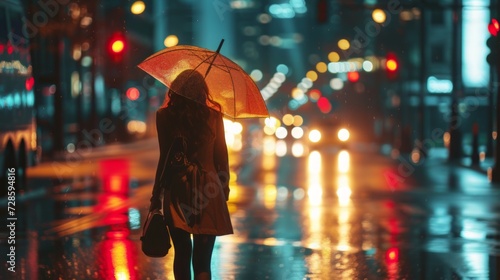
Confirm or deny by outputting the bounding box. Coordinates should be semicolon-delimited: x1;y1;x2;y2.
142;209;158;235
158;134;189;190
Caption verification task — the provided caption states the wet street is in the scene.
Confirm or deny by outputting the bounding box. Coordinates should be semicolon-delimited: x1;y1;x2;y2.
1;139;500;279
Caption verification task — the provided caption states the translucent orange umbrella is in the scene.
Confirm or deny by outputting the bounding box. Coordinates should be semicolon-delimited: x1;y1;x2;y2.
138;40;269;119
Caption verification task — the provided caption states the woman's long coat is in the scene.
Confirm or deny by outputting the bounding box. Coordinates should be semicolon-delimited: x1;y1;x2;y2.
151;107;233;236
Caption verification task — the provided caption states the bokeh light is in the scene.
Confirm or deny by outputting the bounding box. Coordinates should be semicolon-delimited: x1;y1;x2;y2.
372;9;386;23
309;89;321;101
282;114;294;126
309;129;321;143
330;78;344;90
317;97;332;113
231;121;243;134
277;64;289;75
250;69;263;81
337;128;350;142
292;88;305;100
328;51;340;62
131;1;146;15
293;115;304;126
291;127;304;139
164;35;179;47
338;39;350;50
265;116;280;128
258;13;272;24
306;70;318;82
347;72;360;82
363;60;374;72
275;140;287;157
316;62;328;73
275;127;288;139
264;125;276;136
291;142;305;157
126;87;140;101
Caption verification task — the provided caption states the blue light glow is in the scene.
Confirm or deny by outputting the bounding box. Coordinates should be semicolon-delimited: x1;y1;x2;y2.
462;2;489;87
427;76;453;93
14;92;21;107
6;94;13;108
269;4;296;18
27;90;35;107
128;208;141;230
276;64;289;75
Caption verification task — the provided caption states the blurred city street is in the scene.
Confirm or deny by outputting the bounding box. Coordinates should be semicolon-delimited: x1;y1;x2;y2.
1;138;500;279
2;0;500;279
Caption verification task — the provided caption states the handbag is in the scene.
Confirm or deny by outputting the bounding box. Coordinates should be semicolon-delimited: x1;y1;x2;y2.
140;209;171;257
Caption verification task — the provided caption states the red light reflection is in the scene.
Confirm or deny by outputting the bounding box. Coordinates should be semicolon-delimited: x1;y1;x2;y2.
100;159;130;195
99;228;138;280
385;247;400;279
97;193;130;226
97;187;137;280
385;247;399;263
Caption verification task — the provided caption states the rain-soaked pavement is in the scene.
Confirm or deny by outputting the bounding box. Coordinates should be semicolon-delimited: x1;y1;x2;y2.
1;138;500;279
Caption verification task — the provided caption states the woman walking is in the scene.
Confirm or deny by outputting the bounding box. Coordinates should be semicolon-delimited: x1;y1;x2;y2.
149;70;233;280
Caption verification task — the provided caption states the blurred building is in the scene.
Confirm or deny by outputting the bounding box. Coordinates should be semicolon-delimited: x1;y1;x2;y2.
16;0;498;157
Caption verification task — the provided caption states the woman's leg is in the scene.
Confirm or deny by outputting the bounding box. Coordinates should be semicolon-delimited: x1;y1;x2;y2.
169;226;192;279
192;234;216;280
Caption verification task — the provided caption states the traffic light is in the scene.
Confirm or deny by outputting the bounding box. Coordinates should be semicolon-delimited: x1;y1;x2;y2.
487;18;499;66
488;18;499;36
107;32;127;63
385;52;399;80
105;32;127;88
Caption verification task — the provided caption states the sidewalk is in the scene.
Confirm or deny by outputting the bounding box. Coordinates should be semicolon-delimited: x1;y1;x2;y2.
380;145;500;196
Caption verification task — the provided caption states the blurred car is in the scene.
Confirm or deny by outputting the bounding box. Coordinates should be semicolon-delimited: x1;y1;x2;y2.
306;118;350;150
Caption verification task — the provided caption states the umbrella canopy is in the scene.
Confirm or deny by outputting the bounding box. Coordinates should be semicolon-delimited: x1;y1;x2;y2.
137;41;269;119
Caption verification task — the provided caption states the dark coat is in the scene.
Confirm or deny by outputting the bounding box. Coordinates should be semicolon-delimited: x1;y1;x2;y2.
151;107;233;236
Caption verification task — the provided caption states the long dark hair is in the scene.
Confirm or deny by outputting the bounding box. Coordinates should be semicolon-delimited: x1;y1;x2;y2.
161;70;221;148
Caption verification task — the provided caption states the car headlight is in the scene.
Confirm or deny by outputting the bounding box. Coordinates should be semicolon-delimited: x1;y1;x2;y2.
309;129;322;143
337;128;350;142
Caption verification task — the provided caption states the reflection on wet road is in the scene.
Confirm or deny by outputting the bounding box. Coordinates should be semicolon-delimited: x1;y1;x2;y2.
1;142;500;279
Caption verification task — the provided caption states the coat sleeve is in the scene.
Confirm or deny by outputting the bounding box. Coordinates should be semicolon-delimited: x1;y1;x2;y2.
150;110;170;208
213;113;230;201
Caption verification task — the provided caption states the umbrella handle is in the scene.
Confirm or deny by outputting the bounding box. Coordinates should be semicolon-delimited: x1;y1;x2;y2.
205;39;225;78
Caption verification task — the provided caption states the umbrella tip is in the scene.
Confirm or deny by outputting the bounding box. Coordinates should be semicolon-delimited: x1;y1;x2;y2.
216;39;224;53
216;39;225;53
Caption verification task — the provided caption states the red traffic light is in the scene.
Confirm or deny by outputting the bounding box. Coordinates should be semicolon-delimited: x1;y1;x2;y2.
111;39;125;54
488;18;499;36
107;33;126;62
385;52;399;79
386;56;398;72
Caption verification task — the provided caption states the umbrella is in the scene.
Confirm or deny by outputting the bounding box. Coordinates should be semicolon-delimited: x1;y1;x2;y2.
138;39;269;119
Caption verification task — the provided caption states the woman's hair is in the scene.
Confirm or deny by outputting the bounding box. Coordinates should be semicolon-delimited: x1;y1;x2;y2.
161;70;221;148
